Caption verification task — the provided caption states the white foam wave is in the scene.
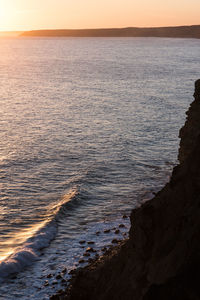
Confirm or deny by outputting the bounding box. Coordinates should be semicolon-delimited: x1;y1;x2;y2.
0;220;57;280
0;188;77;280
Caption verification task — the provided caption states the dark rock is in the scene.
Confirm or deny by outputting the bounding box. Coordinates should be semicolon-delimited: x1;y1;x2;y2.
112;239;119;244
61;278;67;284
194;79;200;100
101;247;107;252
83;252;90;257
79;240;86;244
86;247;96;253
96;231;100;235
123;215;128;219
104;229;110;233
47;273;53;278
178;79;200;163
115;229;120;234
119;224;125;228
87;241;95;245
56;274;62;279
61;268;67;274
79;259;85;264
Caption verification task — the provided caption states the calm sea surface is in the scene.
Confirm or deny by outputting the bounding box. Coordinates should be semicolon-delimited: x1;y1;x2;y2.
0;37;199;299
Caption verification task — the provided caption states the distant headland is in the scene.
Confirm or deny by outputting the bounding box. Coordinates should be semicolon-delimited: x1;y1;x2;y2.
21;25;200;38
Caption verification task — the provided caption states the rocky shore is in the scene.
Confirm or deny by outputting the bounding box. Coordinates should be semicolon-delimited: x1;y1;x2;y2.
51;79;200;300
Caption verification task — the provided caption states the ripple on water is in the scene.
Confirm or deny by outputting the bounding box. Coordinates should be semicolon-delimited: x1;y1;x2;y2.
0;37;199;298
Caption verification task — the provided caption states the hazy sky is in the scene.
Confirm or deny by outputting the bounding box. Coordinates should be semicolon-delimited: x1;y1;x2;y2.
0;0;200;31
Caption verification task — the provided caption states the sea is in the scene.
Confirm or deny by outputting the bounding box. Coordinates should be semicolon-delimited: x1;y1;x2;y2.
0;37;199;299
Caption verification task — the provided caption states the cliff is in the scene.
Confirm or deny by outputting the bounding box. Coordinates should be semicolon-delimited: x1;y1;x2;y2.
21;25;200;38
55;80;200;300
178;79;200;163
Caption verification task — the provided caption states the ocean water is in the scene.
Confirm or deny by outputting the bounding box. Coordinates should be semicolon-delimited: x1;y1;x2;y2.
0;37;200;299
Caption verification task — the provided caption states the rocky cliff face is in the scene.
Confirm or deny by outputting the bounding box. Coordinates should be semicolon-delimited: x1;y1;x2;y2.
62;80;200;300
178;79;200;163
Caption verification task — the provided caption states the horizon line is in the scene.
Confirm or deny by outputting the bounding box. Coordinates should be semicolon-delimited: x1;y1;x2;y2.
1;23;200;33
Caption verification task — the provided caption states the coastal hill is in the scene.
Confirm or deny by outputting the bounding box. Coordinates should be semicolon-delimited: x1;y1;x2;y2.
21;25;200;38
54;80;200;300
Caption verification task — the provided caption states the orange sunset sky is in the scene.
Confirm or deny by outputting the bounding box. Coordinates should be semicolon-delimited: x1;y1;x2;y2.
0;0;200;32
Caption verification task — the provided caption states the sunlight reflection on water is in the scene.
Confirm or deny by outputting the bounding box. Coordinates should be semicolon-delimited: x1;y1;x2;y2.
0;37;199;298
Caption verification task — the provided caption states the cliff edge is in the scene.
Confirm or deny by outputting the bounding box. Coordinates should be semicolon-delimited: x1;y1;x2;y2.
58;80;200;300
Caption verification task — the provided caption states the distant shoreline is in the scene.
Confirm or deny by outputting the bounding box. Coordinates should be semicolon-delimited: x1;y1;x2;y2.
20;25;200;38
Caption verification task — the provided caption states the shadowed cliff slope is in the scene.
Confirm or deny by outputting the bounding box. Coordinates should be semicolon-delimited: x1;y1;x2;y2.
179;79;200;163
21;25;200;38
58;80;200;300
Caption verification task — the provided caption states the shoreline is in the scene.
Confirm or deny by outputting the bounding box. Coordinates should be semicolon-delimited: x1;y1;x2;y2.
46;189;164;298
51;79;200;300
49;220;130;300
35;214;131;299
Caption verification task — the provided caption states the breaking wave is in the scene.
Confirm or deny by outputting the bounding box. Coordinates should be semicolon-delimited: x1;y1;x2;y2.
0;189;78;280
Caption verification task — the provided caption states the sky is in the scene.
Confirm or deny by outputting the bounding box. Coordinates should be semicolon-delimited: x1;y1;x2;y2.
0;0;200;32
